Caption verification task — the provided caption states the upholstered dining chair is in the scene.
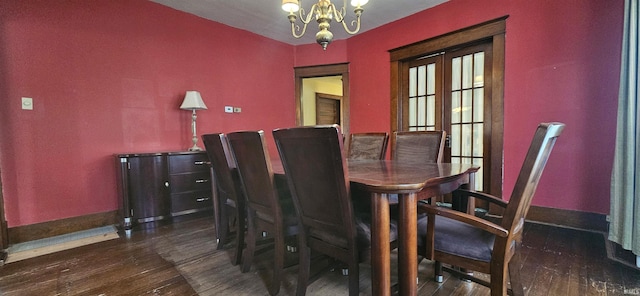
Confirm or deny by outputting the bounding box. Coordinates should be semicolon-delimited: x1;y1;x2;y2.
226;131;298;296
273;125;399;296
201;133;245;266
346;132;389;160
416;122;565;296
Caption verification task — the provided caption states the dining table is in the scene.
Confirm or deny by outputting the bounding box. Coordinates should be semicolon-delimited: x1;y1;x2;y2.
272;159;479;296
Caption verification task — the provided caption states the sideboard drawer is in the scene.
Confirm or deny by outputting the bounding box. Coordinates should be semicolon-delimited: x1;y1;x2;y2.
168;154;209;174
171;191;212;214
169;172;211;193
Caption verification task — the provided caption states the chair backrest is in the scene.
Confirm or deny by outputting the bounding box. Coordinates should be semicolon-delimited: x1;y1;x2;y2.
273;125;357;252
347;132;389;160
392;130;446;163
503;122;565;236
201;133;240;205
227;131;281;221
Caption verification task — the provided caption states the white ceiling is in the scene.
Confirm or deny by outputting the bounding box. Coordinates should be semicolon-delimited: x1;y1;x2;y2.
150;0;448;46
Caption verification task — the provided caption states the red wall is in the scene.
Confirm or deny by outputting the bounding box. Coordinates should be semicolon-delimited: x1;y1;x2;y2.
0;0;296;227
0;0;625;228
296;0;624;214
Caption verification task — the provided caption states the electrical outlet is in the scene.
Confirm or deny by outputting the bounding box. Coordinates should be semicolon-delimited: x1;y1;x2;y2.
233;107;241;113
224;106;233;113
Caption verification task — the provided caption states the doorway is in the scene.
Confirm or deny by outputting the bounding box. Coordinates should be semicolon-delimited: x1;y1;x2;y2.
299;76;343;126
294;63;350;136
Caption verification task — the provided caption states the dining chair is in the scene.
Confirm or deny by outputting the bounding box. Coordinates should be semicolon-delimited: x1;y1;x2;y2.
201;133;245;266
273;124;399;296
390;130;446;205
391;130;446;163
347;132;390;215
346;132;389;160
226;130;298;296
416;122;565;296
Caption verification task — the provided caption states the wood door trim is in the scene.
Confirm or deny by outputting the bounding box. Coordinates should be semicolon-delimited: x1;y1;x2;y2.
389;16;508;62
0;166;6;261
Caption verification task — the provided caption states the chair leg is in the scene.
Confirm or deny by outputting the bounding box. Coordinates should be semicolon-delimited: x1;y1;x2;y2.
434;261;443;283
508;249;525;296
490;262;509;296
296;244;311;296
348;260;359;296
286;235;298;253
216;204;230;250
232;206;245;266
241;211;257;273
269;233;284;296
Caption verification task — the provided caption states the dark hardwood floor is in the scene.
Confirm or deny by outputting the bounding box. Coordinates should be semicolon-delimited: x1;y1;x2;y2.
0;214;638;295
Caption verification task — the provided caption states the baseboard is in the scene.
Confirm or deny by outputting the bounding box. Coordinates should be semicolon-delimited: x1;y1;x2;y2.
5;225;119;264
604;236;640;272
526;206;608;233
8;211;119;244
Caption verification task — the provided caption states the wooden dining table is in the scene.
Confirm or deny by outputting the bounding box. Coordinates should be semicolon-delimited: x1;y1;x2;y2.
272;159;479;296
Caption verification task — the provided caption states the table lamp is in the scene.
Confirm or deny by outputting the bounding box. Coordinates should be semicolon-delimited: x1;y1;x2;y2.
180;91;208;151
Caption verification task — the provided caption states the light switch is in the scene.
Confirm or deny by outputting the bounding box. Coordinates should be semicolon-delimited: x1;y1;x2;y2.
224;106;233;113
21;97;33;110
233;107;241;113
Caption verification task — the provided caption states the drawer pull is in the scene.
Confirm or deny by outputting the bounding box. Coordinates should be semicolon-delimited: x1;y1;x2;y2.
165;182;169;187
196;197;210;202
194;161;205;165
195;179;209;183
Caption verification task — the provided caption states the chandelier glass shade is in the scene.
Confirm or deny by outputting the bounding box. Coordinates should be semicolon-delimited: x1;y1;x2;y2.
282;0;369;50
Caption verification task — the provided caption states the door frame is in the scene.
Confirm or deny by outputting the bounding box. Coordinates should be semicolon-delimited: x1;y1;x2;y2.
294;63;350;136
0;168;7;261
390;17;506;198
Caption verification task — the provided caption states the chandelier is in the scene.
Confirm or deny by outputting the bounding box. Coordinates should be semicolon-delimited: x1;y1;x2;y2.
282;0;369;50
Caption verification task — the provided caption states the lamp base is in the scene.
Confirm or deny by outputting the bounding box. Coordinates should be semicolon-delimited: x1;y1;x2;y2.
188;145;203;151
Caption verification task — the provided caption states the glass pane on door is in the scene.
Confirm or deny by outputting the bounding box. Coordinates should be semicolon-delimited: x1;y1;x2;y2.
408;62;436;131
450;52;484;191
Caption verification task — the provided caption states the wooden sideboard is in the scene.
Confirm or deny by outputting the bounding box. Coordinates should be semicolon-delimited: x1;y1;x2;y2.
115;151;213;229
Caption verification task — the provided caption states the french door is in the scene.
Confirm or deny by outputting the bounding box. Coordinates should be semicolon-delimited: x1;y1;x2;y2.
404;42;491;192
391;18;506;200
446;43;492;192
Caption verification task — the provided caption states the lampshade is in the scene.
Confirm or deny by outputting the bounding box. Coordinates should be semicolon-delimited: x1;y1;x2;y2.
180;91;208;110
282;0;299;12
351;0;368;6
